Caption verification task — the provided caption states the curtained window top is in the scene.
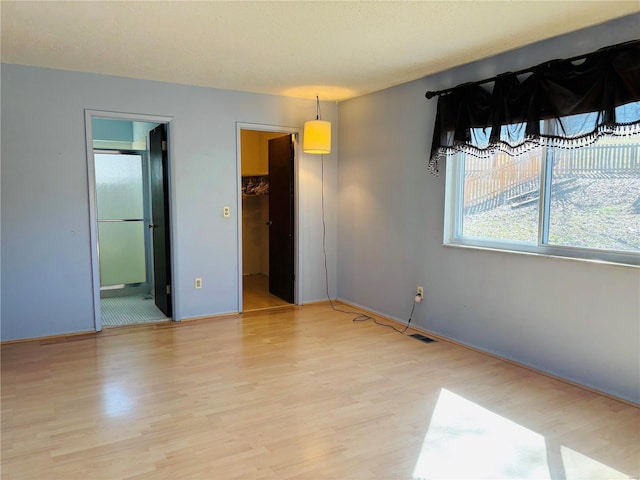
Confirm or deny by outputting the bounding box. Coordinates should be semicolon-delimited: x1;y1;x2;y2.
428;40;640;175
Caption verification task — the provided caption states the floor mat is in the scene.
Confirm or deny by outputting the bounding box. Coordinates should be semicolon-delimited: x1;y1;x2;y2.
100;296;169;326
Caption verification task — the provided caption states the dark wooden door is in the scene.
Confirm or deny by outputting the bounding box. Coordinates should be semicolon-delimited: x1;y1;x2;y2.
149;125;172;317
268;134;295;303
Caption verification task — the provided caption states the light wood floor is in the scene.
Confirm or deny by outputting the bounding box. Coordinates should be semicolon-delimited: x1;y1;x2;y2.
242;274;291;311
2;303;638;479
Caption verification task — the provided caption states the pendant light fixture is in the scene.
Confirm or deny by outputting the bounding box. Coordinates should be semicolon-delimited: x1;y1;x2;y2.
303;95;331;154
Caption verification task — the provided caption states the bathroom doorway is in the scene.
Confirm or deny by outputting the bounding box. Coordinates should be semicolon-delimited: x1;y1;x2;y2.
86;113;173;329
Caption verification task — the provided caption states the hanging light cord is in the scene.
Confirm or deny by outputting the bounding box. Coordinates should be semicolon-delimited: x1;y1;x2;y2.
315;95;322;120
319;155;415;334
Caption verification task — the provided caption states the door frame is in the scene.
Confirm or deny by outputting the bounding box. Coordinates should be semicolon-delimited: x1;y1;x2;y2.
84;110;175;332
236;123;302;312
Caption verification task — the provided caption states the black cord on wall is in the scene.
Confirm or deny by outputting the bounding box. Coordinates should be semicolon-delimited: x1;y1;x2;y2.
319;154;417;334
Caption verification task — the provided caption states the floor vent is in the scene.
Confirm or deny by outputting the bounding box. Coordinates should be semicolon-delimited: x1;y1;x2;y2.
409;333;436;344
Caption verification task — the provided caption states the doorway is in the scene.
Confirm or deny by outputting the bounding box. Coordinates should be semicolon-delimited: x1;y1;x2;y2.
86;112;174;330
239;128;297;311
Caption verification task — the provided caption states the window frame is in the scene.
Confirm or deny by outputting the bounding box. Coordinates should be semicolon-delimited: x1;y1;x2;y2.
443;149;640;268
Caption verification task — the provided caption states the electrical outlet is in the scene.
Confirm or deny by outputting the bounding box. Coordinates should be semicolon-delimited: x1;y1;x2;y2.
223;206;230;218
195;278;203;289
417;286;424;297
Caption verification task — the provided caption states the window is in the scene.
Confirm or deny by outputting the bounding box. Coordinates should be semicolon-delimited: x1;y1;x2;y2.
431;42;640;266
444;132;640;266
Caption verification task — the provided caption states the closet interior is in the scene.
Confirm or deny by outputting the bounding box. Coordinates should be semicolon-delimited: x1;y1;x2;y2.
241;129;292;311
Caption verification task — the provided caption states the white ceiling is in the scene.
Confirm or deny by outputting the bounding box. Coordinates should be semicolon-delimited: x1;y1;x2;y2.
1;1;638;101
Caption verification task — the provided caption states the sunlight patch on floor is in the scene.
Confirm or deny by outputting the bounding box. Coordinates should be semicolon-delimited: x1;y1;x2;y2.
412;389;627;480
561;446;628;479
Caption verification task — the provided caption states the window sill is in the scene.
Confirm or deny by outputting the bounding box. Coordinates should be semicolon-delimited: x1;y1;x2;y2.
443;242;640;270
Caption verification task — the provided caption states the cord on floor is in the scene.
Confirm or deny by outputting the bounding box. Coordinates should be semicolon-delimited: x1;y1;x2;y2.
319;154;415;335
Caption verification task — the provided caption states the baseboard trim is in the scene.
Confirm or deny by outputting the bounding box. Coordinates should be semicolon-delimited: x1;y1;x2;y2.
242;304;296;314
336;299;640;408
1;330;97;346
301;299;335;306
180;311;241;323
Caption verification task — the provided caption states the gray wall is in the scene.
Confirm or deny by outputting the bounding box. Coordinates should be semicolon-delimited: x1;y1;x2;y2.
1;66;338;340
337;15;640;404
